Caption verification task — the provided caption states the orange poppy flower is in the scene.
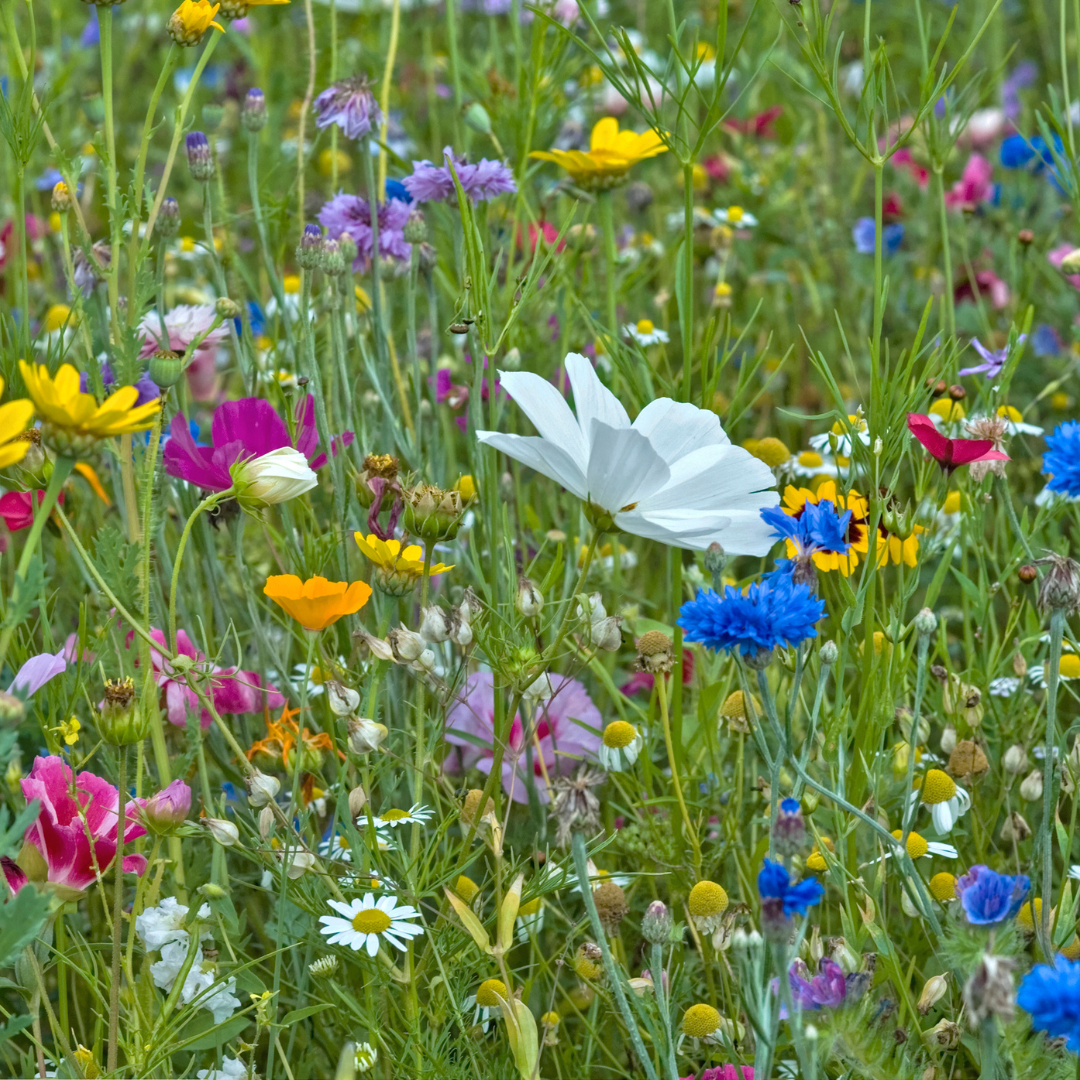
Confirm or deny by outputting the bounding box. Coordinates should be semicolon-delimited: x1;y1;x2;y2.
264;574;372;630
248;704;342;769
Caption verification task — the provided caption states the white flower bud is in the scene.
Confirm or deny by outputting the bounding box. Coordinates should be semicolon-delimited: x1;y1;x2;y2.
280;847;316;879
353;628;394;662
516;577;544;618
246;769;281;808
522;672;554;702
940;723;957;755
1002;744;1028;774
204;818;240;846
917;973;949;1015
388;625;425;663
451;617;473;647
234;447;318;508
590;615;623;652
419;605;455;644
326;679;361;717
348;784;368;817
1019;769;1044;802
578;592;606;625
348;717;387;754
259;805;274;840
458;588;481;625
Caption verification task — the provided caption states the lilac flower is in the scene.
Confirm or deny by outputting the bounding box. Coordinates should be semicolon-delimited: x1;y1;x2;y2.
312;76;382;141
787;958;870;1010
403;147;516;204
1002;61;1037;120
318;194;412;270
958;335;1025;378
79;362;159;408
955;864;1030;925
8;651;66;697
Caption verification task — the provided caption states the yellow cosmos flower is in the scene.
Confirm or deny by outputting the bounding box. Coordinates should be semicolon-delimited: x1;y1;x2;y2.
167;0;224;46
0;377;34;470
19;362;161;454
530;118;668;190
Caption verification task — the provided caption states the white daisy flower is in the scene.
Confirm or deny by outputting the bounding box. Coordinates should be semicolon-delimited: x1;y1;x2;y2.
370;804;434;829
809;414;871;458
992;405;1043;436
319;831;393;862
624;318;669;346
790;448;840;478
909;769;970;834
354;1043;379;1073
318;894;425;956
1036;486;1080;507
715;205;758;227
1068;865;1080;881
476;352;779;553
197;1057;249;1080
876;829;958;864
598;720;643;772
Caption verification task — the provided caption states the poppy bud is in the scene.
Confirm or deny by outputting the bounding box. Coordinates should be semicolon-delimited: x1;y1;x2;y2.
149;349;183;389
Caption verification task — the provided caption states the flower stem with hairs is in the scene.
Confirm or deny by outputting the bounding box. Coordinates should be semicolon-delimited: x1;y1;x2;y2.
107;745;127;1073
1039;607;1065;956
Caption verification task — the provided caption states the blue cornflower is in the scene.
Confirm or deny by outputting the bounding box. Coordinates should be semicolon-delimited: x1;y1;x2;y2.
1042;421;1080;498
1032;324;1063;357
678;575;825;659
852;217;904;256
758;858;824;917
954;864;1030;925
1018;955;1080;1052
761;500;851;558
1000;133;1063;171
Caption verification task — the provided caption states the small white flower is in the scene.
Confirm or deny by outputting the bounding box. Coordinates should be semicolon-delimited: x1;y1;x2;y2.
522;672;554;703
135;898;211;950
370;804;434;829
598;721;644;772
714;205;758;227
989;676;1021;697
354;1043;379;1073
809;416;871;458
624;318;669;346
197;1056;249;1080
790;449;840;478
991;405;1043;436
909;771;971;835
318;894;425;955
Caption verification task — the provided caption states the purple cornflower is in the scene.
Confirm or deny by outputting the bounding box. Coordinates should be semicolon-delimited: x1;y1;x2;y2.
163;396;351;491
958;335;1026;378
312;76;382;141
318;193;412;270
1002;61;1037;120
403;147;516;204
79;362;159;408
955;864;1030;925
773;958;872;1017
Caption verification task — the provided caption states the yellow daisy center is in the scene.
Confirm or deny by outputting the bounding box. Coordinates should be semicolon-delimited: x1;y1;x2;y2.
476;978;508;1007
682;1003;721;1038
941;491;961;515
997;405;1023;423
929;399;966;422
726;206;744;223
519;897;542;916
1016;899;1042;934
720;690;747;719
43;305;72;333
806;839;834;872
1052;392;1070;410
284;273;301;294
891;828;928;860
603;721;637;749
380;808;410;821
920;769;957;805
929;873;957;901
1062;936;1080;960
798;451;824;468
636;319;655;335
352;909;392;934
714;281;732;297
688;880;729;918
1060;654;1080;678
749;436;791;467
180;236;196;252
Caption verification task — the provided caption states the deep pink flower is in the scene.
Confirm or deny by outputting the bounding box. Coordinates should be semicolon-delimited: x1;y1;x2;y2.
1050;244;1080;290
0;489;65;532
945;154;995;211
723;105;782;138
1;856;27;895
444;672;601;803
889;148;930;189
141;779;192;832
21;755;148;891
143;628;285;729
955;268;1010;309
163;395;351;492
907;413;1010;473
680;1068;753;1080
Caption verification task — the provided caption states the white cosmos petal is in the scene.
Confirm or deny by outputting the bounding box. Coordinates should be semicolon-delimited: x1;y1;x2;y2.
585;421;669;512
636;445;776;514
617;509;731;548
631;397;728;458
475;432;588;499
565;353;630;449
495;370;588;460
365;933;380;956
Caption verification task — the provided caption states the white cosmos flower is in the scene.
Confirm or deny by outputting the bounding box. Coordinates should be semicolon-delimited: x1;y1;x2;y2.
236;446;318;507
319;894;425;955
197;1056;249;1080
476;353;778;552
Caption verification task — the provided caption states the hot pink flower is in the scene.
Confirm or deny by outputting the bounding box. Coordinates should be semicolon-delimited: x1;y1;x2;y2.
680;1068;754;1080
143;628;285;729
889;148;930;189
945;154;995;211
0;489;65;532
444;672;601;803
955;268;1010;309
1050;244;1080;290
21;755;148;891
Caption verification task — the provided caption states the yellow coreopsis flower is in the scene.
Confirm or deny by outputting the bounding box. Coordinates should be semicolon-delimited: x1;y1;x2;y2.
530;118;668;190
0;377;34;470
167;0;224;46
354;532;453;596
19;361;161;456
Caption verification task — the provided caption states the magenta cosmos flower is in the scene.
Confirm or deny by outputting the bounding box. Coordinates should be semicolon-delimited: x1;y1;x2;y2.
403;147;516;204
444;672;601;803
21;755;148;891
143;628;284;729
163;395;351;492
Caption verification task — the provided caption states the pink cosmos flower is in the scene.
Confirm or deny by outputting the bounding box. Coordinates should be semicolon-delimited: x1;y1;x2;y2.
1049;244;1080;290
138;305;230;401
889;148;930;189
21;755;148;891
945;154;995;211
444;672;602;803
8;650;66;696
143;628;285;729
0;489;64;533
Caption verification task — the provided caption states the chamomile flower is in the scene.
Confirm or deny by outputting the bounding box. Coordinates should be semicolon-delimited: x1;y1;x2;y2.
909;769;971;834
319;827;394;862
809;414;871;457
370;804;434;829
992;405;1043;436
318;894;425;955
989;676;1021;696
877;829;959;863
624;318;669;346
598;720;643;771
715;205;757;227
790;449;840;479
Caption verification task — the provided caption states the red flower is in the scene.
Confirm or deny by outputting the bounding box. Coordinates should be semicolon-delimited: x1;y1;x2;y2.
723;105;783;139
20;755;148;892
0;490;65;533
907;413;1010;472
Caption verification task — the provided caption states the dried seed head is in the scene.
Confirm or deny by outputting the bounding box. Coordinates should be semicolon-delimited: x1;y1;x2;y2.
592;881;628;934
1035;553;1080;613
635;630;674;674
947;740;989;780
962;954;1015;1028
550;767;605;847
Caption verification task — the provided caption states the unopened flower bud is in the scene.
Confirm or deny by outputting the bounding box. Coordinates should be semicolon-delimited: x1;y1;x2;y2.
451;615;473;647
215;296;241;320
940;723;957;755
917;973;949;1015
462;102;493;136
259;805;274;840
51;181;73;213
348;784;367;818
338;233;358;269
141;779;192;834
319;238;346;276
590;615;623;652
388;625;425;663
241;88;268;132
962;955;1015;1028
1000;811;1031;843
419;605;455;644
641;900;672;945
403;210;427;244
925;1018;961;1050
296;224;323;270
1018;564;1038;584
773;797;806;858
458;588;481;625
516;577;544;618
914;607;937;637
1002;744;1028;774
416;648;436;672
149;349;183;389
326;680;360;717
158;197;181;238
347;717;387;754
1060;248;1080;274
1020;769;1044;801
522;672;554;702
1018;228;1034;246
98;677;149;745
1036;553;1080;614
246;769;280;808
820;640;838;665
185;131;215;182
204;817;240;846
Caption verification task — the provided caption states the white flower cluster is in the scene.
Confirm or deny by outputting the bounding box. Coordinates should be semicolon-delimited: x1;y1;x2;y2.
136;897;241;1025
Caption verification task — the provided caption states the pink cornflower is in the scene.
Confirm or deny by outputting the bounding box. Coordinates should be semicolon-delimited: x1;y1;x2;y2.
945;154;996;211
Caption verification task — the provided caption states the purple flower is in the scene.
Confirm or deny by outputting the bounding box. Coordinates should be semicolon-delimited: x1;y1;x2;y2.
955;864;1030;925
163;395;351;491
788;958;869;1010
958;335;1026;378
79;362;159;408
312;76;382;141
1002;61;1037;120
403;147;517;204
318;193;412;270
8;651;66;697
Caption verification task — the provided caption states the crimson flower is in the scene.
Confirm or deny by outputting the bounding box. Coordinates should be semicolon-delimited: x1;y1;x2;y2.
0;490;65;532
907;413;1010;472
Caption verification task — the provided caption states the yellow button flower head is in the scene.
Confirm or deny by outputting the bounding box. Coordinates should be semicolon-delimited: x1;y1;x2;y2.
168;0;223;45
475;978;508;1008
353;532;453;596
681;1003;721;1039
929;872;957;901
19;361;161;456
264;574;372;631
530;118;668;191
688;880;729;933
891;828;928;860
0;377;34;469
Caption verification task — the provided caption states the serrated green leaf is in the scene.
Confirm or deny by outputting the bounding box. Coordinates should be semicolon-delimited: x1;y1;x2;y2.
0;886;53;969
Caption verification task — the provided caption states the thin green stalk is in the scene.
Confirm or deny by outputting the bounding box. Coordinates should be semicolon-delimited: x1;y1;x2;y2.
169;492;226;653
650;942;679;1080
571;832;660;1080
656;673;700;873
934;168;956;340
1039;608;1065;957
681;161;694;400
872;159;884;363
597;191;619;342
99;4;122;349
107;745;127;1073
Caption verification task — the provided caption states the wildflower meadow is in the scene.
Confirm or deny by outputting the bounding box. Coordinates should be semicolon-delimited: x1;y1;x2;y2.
9;0;1080;1076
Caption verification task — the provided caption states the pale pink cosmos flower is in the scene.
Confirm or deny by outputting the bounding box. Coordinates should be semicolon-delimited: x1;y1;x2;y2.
945;154;995;211
444;672;602;803
138;305;229;401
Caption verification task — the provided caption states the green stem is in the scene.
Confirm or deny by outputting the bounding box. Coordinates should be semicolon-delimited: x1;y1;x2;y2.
656;673;700;873
597;192;619;344
107;746;127;1073
571;832;660;1080
169;492;225;653
681;161;694;400
650;941;679;1080
1039;608;1065;957
99;4;122;349
934;168;956;341
872;159;884;363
